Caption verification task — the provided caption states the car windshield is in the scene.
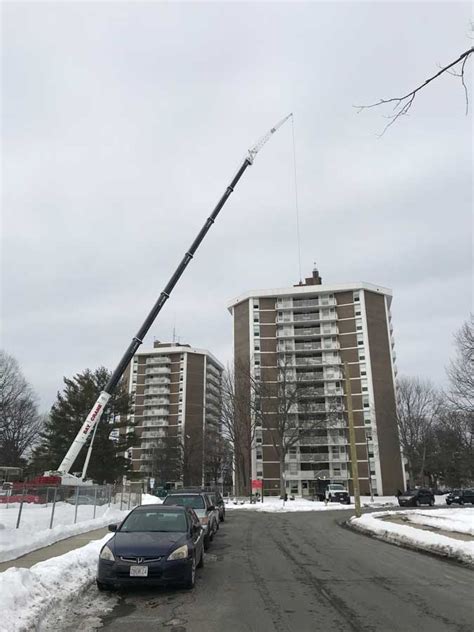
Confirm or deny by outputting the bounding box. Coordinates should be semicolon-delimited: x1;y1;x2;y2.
119;510;187;533
163;495;205;509
402;490;416;496
330;485;345;491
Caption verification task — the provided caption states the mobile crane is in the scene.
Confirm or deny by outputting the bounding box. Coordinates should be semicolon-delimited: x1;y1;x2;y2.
48;113;293;485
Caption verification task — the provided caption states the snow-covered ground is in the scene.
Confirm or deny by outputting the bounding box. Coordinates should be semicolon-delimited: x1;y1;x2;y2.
0;502;130;563
350;507;474;566
225;495;402;513
0;495;162;563
0;532;113;632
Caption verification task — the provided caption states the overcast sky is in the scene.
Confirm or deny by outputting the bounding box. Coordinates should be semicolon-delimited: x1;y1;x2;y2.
2;1;472;411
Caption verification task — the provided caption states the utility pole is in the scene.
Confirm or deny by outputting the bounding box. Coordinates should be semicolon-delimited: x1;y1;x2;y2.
344;362;361;518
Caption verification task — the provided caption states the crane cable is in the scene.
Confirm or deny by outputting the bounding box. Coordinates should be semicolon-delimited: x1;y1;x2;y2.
291;115;303;284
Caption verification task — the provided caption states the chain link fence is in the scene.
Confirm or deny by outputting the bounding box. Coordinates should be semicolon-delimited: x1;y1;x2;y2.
0;482;143;530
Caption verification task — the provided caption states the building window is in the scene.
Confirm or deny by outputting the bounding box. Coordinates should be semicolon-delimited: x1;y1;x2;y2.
253;300;259;309
353;292;360;302
256;470;263;477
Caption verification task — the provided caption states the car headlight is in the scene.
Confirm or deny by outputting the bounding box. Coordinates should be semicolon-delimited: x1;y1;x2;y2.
167;544;188;561
99;545;115;561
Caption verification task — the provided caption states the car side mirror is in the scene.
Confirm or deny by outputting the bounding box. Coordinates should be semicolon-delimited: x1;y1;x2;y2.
108;523;118;532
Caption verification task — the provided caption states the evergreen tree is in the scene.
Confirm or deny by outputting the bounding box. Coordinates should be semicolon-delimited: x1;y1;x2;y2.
30;367;133;483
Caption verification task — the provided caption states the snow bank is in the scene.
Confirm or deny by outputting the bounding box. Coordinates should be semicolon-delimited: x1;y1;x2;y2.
350;509;474;566
0;533;112;632
225;495;401;513
0;502;131;563
396;507;474;536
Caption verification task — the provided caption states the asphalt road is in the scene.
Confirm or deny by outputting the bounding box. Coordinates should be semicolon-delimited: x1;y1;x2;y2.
47;509;473;632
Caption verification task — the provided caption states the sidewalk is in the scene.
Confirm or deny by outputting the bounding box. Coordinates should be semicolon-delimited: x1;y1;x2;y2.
0;526;108;573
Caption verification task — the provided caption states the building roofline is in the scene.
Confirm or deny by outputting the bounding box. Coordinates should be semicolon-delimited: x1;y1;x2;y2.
135;345;224;371
227;281;393;313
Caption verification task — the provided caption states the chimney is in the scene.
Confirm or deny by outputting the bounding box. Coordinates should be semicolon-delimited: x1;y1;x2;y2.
294;265;322;287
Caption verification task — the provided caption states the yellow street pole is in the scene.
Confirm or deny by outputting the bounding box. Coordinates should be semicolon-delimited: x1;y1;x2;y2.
344;362;361;518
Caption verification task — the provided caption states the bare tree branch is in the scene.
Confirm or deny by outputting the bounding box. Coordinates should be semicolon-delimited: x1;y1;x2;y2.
355;46;473;134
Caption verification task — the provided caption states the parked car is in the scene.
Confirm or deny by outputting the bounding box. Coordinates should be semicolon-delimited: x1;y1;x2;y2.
207;491;225;522
398;488;435;507
446;488;474;505
163;492;218;549
325;484;351;504
96;505;204;591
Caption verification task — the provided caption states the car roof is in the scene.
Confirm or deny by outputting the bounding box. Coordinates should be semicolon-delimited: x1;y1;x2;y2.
134;504;188;512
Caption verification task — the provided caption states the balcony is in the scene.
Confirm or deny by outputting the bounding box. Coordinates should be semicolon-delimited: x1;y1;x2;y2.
143;408;169;417
299;453;331;463
292;299;320;310
144;388;169;396
294;327;321;338
139;419;169;428
297;387;325;398
144;397;170;407
146;356;170;365
145;377;171;386
297;372;324;381
293;357;323;367
295;342;322;352
145;367;171;376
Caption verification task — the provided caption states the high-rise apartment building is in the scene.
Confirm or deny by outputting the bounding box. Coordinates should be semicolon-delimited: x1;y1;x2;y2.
125;341;224;487
228;269;404;497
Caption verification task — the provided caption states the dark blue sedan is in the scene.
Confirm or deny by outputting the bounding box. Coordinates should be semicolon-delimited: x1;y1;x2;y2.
96;504;204;590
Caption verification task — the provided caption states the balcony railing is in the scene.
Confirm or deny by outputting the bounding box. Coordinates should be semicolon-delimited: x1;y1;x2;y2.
146;357;170;365
295;342;322;351
299;453;330;463
144;398;170;407
145;367;171;376
297;372;324;381
145;377;171;385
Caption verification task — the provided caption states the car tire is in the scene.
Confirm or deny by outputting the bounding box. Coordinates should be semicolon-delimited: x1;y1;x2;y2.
429;498;434;506
220;513;225;523
204;534;210;551
183;555;196;589
96;580;112;592
459;499;464;505
415;499;421;507
197;549;204;569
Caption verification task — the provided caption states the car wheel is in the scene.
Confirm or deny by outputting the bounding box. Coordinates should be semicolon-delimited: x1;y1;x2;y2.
96;580;112;592
415;499;421;507
429;498;434;506
204;534;210;551
220;512;225;523
459;499;464;505
197;548;204;568
183;555;196;589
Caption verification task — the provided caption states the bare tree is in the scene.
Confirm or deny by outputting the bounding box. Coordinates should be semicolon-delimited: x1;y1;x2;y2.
446;315;474;413
356;45;473;134
220;363;258;495
0;351;44;466
396;376;442;485
259;355;339;497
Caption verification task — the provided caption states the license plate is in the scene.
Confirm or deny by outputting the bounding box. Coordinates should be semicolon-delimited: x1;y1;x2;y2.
130;565;148;577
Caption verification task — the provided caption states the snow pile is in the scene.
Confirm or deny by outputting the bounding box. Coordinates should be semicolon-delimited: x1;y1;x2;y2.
0;502;131;563
350;509;474;566
0;533;112;632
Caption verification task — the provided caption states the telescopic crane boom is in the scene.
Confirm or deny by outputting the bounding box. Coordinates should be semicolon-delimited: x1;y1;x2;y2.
54;113;293;479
